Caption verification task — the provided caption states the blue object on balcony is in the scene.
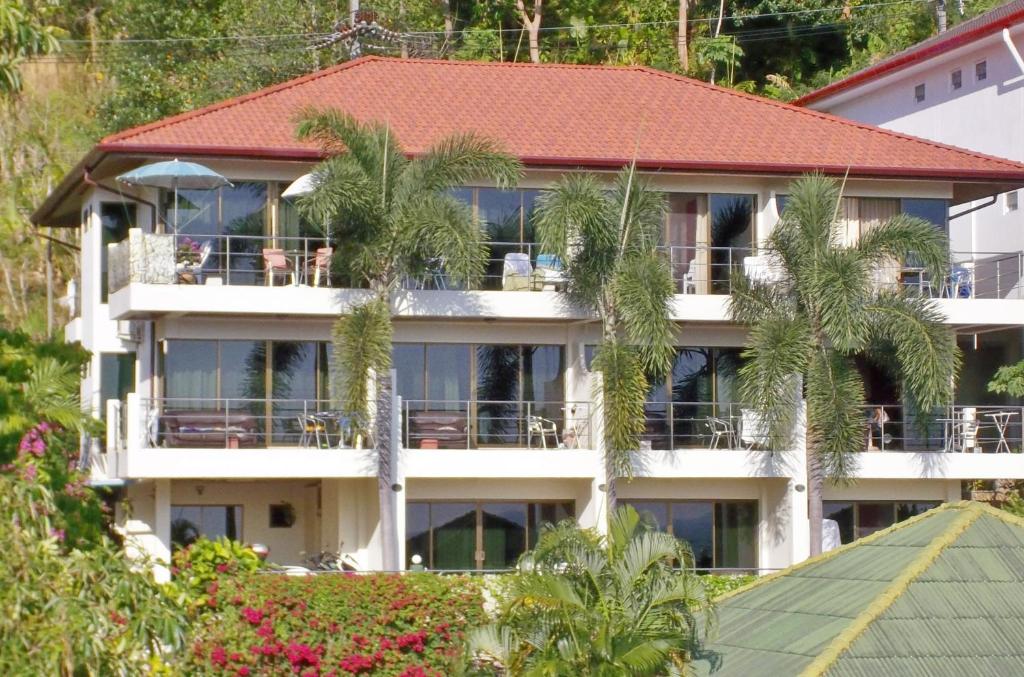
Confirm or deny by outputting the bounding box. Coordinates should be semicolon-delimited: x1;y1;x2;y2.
117;159;231;233
536;254;564;271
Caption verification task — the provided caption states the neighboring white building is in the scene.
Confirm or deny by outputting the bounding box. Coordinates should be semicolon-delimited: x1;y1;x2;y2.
34;56;1024;581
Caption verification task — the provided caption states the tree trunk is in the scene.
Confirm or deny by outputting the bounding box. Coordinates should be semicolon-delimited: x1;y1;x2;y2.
375;369;399;570
936;0;947;33
677;0;689;70
442;0;454;46
515;0;543;63
807;448;823;557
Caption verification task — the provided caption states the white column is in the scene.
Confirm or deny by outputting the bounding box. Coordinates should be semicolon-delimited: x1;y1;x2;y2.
152;478;172;582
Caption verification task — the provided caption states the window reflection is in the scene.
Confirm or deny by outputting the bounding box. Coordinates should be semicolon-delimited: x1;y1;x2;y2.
171;504;242;549
623;499;757;570
823;500;940;544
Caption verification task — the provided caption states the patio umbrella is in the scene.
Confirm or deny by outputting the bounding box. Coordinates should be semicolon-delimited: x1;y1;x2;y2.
117;159;231;233
282;173;331;241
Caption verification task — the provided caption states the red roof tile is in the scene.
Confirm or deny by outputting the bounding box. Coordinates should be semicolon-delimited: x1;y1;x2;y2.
97;56;1024;181
796;0;1024;107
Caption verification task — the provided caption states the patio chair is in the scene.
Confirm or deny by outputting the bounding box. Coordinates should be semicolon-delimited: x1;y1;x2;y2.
298;414;329;448
502;253;532;291
263;248;296;286
740;409;770;450
527;415;559;449
681;258;698;295
705;416;737;449
175;239;213;283
534;254;567;291
949;265;974;299
743;254;784;285
306;247;333;287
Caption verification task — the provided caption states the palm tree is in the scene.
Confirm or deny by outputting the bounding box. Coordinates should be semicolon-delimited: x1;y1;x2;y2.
534;166;676;514
469;505;711;675
728;174;959;556
295;109;522;570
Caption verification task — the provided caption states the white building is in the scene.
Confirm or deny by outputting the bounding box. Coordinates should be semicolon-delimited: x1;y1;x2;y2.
34;56;1024;581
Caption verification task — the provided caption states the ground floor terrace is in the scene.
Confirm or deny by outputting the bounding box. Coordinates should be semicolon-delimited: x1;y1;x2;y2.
117;476;963;582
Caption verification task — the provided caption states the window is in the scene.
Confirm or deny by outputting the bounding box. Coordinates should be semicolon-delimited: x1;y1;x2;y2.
709;194;756;293
405;501;574;570
451;188;540;289
99;353;135;421
100;202;136;302
900;198;948;229
171;504;242;549
1007;191;1019;212
625;500;758;570
951;69;962;90
823;501;940;544
269;503;296;528
914;83;926;103
976;60;987;81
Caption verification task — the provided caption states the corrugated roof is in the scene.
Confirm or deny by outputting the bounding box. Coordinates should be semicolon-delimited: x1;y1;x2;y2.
693;502;1024;676
796;0;1024;106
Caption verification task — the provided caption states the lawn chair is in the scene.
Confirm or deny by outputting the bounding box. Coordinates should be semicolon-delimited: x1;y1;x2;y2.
263;248;296;286
705;416;737;449
502;253;532;291
534;254;567;291
305;247;333;287
527;415;559;449
740;409;770;449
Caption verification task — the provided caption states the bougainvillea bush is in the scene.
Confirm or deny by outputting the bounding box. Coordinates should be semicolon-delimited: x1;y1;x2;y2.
185;572;485;676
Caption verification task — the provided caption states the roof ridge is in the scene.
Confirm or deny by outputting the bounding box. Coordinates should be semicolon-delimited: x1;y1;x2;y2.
710;501;966;605
797;504;984;677
101;57;383;146
631;65;1024;171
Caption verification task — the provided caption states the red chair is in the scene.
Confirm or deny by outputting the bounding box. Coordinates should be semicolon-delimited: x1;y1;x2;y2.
307;247;333;287
262;248;295;286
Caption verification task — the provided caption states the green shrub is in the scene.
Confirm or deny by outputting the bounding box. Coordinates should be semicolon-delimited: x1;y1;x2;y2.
170;537;262;610
0;472;187;675
184;572;485;676
702;573;757;600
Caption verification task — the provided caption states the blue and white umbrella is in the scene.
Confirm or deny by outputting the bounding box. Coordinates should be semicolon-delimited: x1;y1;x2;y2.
117;159;231;233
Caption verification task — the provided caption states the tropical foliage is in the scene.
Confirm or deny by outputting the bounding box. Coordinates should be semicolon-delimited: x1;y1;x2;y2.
535;167;675;510
988;359;1024;398
170;537;263;611
0;471;187;675
0;1;61;95
185;572;485;676
470;505;711;676
295;108;521;569
728;173;959;554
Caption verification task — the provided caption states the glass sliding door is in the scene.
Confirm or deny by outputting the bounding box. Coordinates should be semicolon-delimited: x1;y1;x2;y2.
482;503;528;570
164;340;218;408
476;345;521;445
624;499;758;569
671;349;714;448
823;501;940;545
672;502;714;569
270;341;318;444
430;503;477;571
709;194;755;293
406;501;575;570
220;340;268;443
665;194;705;293
715;501;757;570
523;345;565;426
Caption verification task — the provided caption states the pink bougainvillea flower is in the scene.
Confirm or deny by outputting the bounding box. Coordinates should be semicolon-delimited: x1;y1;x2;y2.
211;646;228;667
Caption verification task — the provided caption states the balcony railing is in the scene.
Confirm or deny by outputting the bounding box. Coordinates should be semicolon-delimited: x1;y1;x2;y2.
662;245;755;295
140;397;357;449
401;399;591;450
641;402;773;450
862;404;1024;453
898;251;1024;300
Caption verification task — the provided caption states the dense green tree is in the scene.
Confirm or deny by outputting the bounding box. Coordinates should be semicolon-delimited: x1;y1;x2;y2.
295;109;521;570
728;174;959;555
0;1;62;94
470;505;711;675
534;166;676;514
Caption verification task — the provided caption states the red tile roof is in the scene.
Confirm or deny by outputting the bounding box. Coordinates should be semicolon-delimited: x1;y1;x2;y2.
796;0;1024;106
97;56;1024;181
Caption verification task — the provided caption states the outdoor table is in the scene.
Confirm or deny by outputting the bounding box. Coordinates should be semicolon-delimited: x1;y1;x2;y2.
985;411;1017;454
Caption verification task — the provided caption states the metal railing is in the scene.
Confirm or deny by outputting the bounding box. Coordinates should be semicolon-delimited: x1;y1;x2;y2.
641;401;775;451
862;404;1024;453
661;245;756;295
401;399;591;450
895;250;1024;300
170;234;332;287
139;397;357;449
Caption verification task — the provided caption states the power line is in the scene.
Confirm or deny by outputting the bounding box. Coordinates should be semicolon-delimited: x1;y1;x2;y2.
56;0;934;46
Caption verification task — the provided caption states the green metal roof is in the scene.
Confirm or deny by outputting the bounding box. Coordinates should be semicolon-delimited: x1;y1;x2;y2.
692;502;1024;677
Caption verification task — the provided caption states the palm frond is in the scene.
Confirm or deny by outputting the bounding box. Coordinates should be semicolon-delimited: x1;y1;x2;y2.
295;155;380;237
611;171;667;254
738;315;812;449
781;172;842;253
866;292;959;410
727;267;794;324
593;342;648;476
856;213;949;280
808;248;871;352
329;299;392;435
399;131;522;197
397;193;487;287
806;350;865;482
612;252;677;378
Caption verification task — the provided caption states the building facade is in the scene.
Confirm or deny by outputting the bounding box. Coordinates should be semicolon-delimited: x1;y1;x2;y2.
35;57;1024;580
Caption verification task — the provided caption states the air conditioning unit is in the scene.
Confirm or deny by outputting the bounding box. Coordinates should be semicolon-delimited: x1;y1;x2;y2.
116;320;143;343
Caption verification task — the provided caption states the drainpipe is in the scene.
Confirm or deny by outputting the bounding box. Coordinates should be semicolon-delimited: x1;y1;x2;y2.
1004;28;1024;77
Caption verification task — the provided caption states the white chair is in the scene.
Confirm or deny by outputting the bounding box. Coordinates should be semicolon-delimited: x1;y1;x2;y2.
502;253;532;291
705;416;737;449
527;415;558;449
743;254;784;284
960;407;979;453
740;409;770;449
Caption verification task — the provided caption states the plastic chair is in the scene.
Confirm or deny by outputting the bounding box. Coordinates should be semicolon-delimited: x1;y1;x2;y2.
950;265;973;299
705;416;737;449
534;254;567;290
527;415;558;449
502;253;533;291
263;248;295;286
307;247;333;287
740;409;770;449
